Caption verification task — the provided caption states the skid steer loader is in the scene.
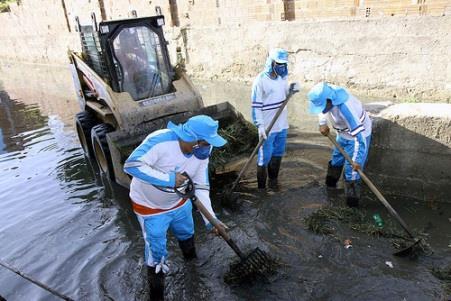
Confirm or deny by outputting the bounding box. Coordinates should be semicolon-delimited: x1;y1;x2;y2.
69;12;254;188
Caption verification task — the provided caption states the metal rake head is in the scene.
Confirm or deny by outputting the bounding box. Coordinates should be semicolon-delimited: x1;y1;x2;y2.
224;248;278;284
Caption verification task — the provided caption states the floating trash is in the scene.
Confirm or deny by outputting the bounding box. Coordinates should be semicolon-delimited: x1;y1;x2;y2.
304;205;432;256
344;239;352;249
372;213;384;228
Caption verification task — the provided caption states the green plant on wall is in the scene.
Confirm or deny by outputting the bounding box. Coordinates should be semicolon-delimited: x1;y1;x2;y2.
0;0;16;13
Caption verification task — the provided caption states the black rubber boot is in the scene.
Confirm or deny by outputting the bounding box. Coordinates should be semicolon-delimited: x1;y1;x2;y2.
257;165;267;189
345;180;361;208
325;161;343;188
148;266;165;301
178;235;197;260
268;156;282;190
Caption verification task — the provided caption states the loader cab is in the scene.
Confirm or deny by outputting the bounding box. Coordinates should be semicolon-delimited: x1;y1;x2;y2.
77;15;174;102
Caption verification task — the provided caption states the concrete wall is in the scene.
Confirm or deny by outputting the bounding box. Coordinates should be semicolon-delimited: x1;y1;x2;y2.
367;103;451;203
174;16;451;102
1;1;449;102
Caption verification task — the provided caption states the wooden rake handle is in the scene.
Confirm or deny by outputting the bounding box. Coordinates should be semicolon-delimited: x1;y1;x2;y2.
326;133;415;239
230;88;298;192
192;196;245;259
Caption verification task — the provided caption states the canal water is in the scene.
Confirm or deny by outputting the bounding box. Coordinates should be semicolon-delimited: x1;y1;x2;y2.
0;63;450;300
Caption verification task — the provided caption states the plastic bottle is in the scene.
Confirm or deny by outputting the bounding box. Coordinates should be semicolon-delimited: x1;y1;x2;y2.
373;213;384;228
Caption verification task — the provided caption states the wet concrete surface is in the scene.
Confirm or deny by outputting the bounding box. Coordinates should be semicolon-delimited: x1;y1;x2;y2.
0;63;450;300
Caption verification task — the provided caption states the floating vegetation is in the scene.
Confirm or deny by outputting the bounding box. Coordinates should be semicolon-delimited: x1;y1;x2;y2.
431;266;451;295
303;205;429;251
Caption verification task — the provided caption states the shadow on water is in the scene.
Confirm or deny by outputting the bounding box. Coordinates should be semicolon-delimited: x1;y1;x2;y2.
0;70;450;300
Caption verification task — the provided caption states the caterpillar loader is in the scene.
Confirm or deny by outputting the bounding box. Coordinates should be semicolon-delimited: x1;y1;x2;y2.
69;12;252;188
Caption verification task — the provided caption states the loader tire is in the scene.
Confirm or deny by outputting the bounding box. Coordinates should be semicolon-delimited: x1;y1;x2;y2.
75;111;99;158
91;123;115;181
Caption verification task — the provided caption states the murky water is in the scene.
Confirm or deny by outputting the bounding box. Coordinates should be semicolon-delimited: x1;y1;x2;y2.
0;63;450;301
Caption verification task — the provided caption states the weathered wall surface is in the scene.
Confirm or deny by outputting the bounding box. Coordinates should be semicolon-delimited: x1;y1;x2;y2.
0;1;449;102
0;0;173;64
367;103;451;203
0;0;80;64
175;16;451;102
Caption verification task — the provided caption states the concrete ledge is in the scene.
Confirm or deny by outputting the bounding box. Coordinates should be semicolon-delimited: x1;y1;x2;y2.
367;103;451;203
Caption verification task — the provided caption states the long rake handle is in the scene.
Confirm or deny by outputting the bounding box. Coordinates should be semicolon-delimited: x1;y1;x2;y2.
230;90;297;192
0;260;74;301
192;197;245;259
327;134;415;239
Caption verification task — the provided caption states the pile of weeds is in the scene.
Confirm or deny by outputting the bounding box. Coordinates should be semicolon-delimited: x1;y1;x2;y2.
0;0;14;12
210;120;257;172
431;266;451;296
304;205;418;250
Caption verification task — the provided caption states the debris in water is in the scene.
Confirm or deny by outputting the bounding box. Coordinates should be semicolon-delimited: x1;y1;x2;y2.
385;261;394;268
304;205;432;256
304;206;403;238
372;213;384;228
431;266;451;295
344;239;352;249
318;255;323;258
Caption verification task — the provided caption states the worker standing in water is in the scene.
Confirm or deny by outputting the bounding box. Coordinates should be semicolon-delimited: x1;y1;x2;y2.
251;48;294;191
307;82;372;207
124;115;228;300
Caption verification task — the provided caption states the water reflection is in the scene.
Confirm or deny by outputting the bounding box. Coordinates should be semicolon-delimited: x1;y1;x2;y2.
0;87;144;300
0;92;47;154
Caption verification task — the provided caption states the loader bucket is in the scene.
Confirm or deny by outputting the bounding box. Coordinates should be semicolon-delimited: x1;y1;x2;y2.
105;102;258;188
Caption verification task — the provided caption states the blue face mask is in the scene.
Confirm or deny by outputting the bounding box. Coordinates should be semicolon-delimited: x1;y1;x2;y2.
322;99;333;113
192;144;212;160
273;63;288;77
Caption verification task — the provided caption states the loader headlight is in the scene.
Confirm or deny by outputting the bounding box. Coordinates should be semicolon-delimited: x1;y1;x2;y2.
157;18;165;26
100;25;110;33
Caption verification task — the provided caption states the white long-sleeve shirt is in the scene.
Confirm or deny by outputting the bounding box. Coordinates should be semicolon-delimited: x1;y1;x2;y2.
251;72;289;134
319;94;372;165
123;129;215;224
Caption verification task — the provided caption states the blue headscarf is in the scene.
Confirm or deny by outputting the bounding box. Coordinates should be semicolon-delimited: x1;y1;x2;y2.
307;82;349;114
264;48;288;79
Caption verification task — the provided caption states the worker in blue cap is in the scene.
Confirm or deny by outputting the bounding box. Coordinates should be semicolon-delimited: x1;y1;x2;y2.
251;48;298;190
123;115;228;300
307;82;372;207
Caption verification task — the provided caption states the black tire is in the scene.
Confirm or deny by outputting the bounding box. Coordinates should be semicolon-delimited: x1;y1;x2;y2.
91;123;115;181
75;111;99;158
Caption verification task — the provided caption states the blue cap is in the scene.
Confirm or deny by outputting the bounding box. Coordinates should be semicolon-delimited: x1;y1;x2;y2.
269;48;288;64
167;115;227;147
307;82;349;114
